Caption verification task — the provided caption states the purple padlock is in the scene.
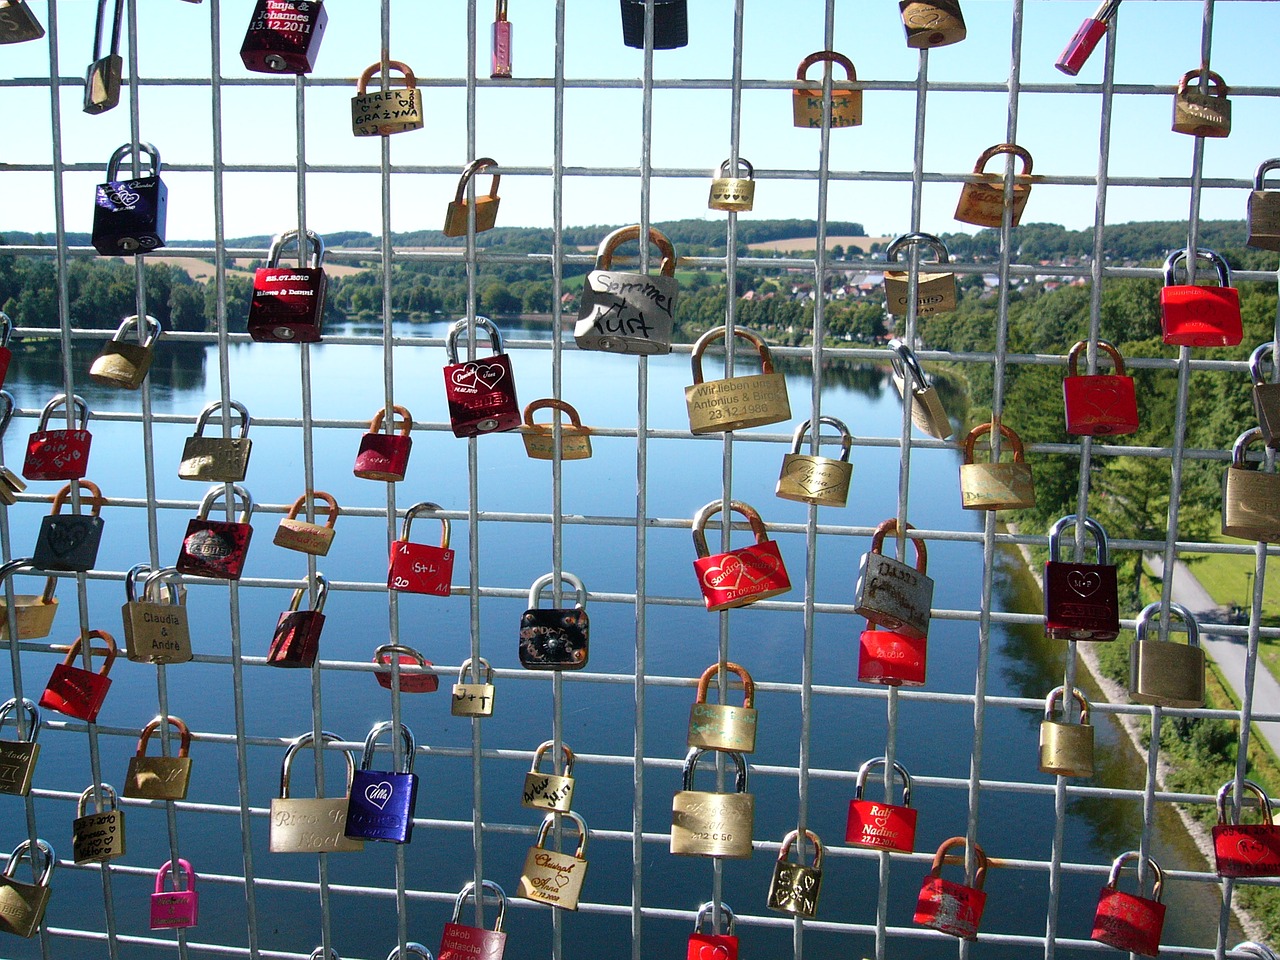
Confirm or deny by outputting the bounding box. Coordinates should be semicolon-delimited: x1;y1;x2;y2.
150;858;198;930
345;721;419;844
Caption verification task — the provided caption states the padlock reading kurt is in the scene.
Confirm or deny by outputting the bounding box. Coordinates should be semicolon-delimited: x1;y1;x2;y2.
248;229;328;342
575;225;678;355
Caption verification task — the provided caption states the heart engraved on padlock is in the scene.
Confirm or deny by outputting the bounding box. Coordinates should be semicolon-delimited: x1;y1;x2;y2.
344;721;419;844
91;143;168;255
33;480;107;573
443;317;522;436
767;828;824;919
688;901;739;960
1044;514;1120;641
72;783;125;864
776;417;853;508
1212;779;1280;878
516;810;590;910
846;757;917;853
351;60;425;137
691;499;792;611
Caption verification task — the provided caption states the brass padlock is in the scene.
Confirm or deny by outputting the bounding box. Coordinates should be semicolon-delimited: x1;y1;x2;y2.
688;661;757;753
671;747;754;859
959;421;1036;511
954;143;1034;228
686;326;791;434
89;314;162;389
0;839;54;938
776;417;853;508
1247;159;1280;251
179;400;252;482
1223;427;1280;542
889;339;953;439
124;715;193;800
83;0;123;114
522;740;575;813
0;697;39;795
122;565;191;665
521;399;592;461
443;158;500;236
351;60;425;137
516;810;589;911
452;657;496;718
0;390;26;507
884;233;957;317
1172;68;1231;138
1250;344;1280;448
1129;601;1205;709
1039;686;1094;778
767;828;823;919
900;0;966;48
275;491;340;556
72;783;126;864
270;731;364;854
792;51;861;129
708;158;755;212
0;1;46;43
0;560;58;641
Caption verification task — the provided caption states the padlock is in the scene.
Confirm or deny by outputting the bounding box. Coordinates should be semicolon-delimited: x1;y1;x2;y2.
688;902;738;960
1062;339;1139;436
854;518;932;640
0;839;54;938
522;741;575;813
671;747;754;858
0;0;45;43
452;658;496;718
517;811;591;911
179;400;253;482
345;720;419;844
858;621;927;687
846;757;916;853
354;405;414;481
686;327;790;433
1043;514;1120;641
1247;159;1280;251
708;158;756;212
388;502;454;596
691;499;791;611
889;338;953;440
1223;428;1280;542
767;829;823;919
444;159;501;237
39;630;116;722
687;661;757;753
72;783;125;864
1129;601;1205;708
440;880;507;960
151;859;198;930
374;644;439;694
883;233;957;317
574;225;678;355
176;484;255;580
1092;851;1165;957
266;575;328;668
900;0;966;48
88;314;162;388
491;0;512;78
388;945;434;960
1055;0;1119;75
1213;779;1280;878
1039;686;1094;778
520;399;592;461
954;143;1034;228
776;416;853;507
351;60;425;137
275;491;340;556
247;229;328;342
0;698;39;796
792;51;861;128
1172;68;1231;137
519;572;589;670
1250;343;1280;447
270;731;364;854
959;421;1036;510
0;392;22;507
619;0;687;49
33;480;106;572
122;566;191;665
913;836;988;940
444;317;522;436
0;314;13;389
83;0;122;113
124;715;193;800
0;560;58;641
239;0;327;74
1159;248;1242;347
24;393;92;481
92;143;168;255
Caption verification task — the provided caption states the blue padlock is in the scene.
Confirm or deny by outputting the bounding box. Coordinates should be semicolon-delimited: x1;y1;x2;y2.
91;143;168;256
344;721;418;844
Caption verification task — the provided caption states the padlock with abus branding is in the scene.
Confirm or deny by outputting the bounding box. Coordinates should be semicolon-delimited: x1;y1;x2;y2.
619;0;687;49
248;229;328;342
179;400;252;482
1172;68;1231;137
1250;343;1280;447
124;715;193;801
354;405;413;481
520;572;589;670
439;880;507;960
266;575;328;668
1044;514;1120;641
671;747;754;858
1129;601;1205;708
1160;247;1242;347
239;0;327;74
452;658;495;717
1039;686;1094;778
954;143;1034;228
388;502;454;596
688;661;757;753
0;698;39;796
275;491;339;556
176;484;254;580
522;741;575;813
1063;339;1139;436
83;0;122;113
521;399;592;461
900;0;966;48
517;811;590;911
122;565;191;665
270;731;364;854
34;480;106;572
686;327;790;433
858;620;927;687
374;644;438;693
89;314;162;389
913;836;988;940
688;902;738;960
575;225;678;355
884;233;957;317
39;630;117;722
889;338;953;440
1223;427;1280;543
1248;159;1280;251
72;783;125;864
959;421;1036;510
846;757;916;853
0;0;45;43
151;858;198;930
491;0;512;78
92;143;168;255
0;839;54;938
692;499;791;611
351;60;424;137
0;560;59;641
854;518;932;640
444;158;501;236
792;51;861;128
345;721;418;844
1092;851;1165;957
776;416;853;508
1213;779;1280;878
24;393;92;481
444;316;521;436
1055;0;1119;76
709;158;755;212
767;829;823;919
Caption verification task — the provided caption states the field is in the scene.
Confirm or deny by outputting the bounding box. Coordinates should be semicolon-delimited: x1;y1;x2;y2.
745;235;893;254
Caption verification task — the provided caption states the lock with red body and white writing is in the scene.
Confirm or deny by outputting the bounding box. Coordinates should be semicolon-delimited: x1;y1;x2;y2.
1092;851;1165;957
439;880;507;960
688;902;738;960
854;518;932;640
266;575;328;668
388;502;454;596
33;481;107;572
913;836;988;940
522;740;575;813
24;394;91;481
0;697;40;796
1159;248;1242;347
248;229;327;342
373;644;438;693
1063;339;1139;436
444;317;521;436
151;858;198;930
176;485;254;580
1044;514;1120;641
520;572;589;670
345;721;419;844
353;405;413;481
39;630;116;722
575;226;678;355
92;143;167;255
859;620;927;687
1213;779;1280;878
692;499;791;611
688;661;757;753
846;757;916;853
1055;0;1119;75
239;0;327;74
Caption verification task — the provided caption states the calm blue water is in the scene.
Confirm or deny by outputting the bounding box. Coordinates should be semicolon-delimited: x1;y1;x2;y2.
0;320;1234;959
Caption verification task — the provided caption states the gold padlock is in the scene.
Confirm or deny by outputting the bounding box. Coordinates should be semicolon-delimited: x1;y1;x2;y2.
1250;343;1280;448
1129;601;1205;709
72;783;126;864
0;839;54;938
0;388;24;508
959;421;1036;511
122;565;191;665
178;399;253;482
1172;68;1231;138
124;715;193;801
1223;427;1280;542
522;740;575;813
452;657;496;717
0;697;39;796
83;0;122;114
767;828;824;919
899;0;966;48
351;60;425;137
671;747;755;858
1248;159;1280;251
1039;686;1094;778
708;158;756;212
776;417;853;507
443;158;500;237
686;326;791;434
954;143;1034;228
516;810;589;911
688;661;758;753
884;233;957;317
88;314;162;389
792;51;861;128
889;339;953;440
0;560;58;641
270;731;364;854
274;491;340;556
520;399;592;461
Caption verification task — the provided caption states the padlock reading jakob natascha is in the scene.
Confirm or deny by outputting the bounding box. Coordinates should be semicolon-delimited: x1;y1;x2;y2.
0;560;59;642
883;233;957;318
351;60;424;137
846;757;916;853
776;417;853;508
767;829;823;919
92;142;168;256
1062;339;1139;436
1248;159;1280;251
688;660;757;754
685;326;790;434
1043;514;1120;641
1250;342;1280;447
521;398;592;461
854;518;932;640
0;697;40;796
792;50;861;129
516;810;590;911
444;158;501;237
452;657;496;718
39;630;117;723
522;740;575;813
72;782;125;865
1159;248;1242;348
1223;427;1280;543
83;0;122;113
959;421;1035;511
1129;601;1205;709
24;393;92;482
266;575;328;669
0;0;46;44
444;316;522;436
691;499;792;612
899;0;966;48
89;314;162;389
1092;851;1165;957
709;158;755;212
345;720;419;844
124;715;193;801
275;491;340;556
122;565;191;665
0;838;55;938
913;836;988;940
239;0;327;75
1172;68;1231;138
1213;779;1280;878
671;747;754;859
889;338;953;440
248;229;328;342
688;902;738;960
439;879;508;960
33;480;107;573
175;484;255;580
270;731;364;854
575;225;678;356
1039;686;1094;778
388;502;454;596
954;143;1034;229
151;858;198;930
179;400;253;482
354;405;413;481
520;572;589;670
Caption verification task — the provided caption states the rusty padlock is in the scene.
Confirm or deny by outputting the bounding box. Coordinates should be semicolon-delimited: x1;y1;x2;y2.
1063;339;1139;436
913;836;988;940
954;144;1034;228
792;51;861;128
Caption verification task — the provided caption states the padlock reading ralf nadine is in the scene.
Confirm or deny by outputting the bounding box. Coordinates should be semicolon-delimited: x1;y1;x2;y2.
124;715;193;801
351;60;424;136
89;314;162;389
388;502;454;595
1213;779;1280;878
1129;601;1205;709
1248;159;1280;251
959;421;1036;511
913;836;988;940
686;326;791;433
884;233;957;317
692;499;791;612
767;829;824;919
1160;248;1241;347
176;484;255;580
688;901;738;960
520;572;589;670
522;740;575;813
688;661;757;753
854;518;932;640
33;480;107;573
151;859;198;930
0;697;40;796
890;338;953;440
266;575;328;669
444;316;521;436
792;51;861;128
24;393;92;481
516;811;590;911
1092;851;1165;957
178;400;253;482
1063;339;1139;436
776;417;853;508
1222;428;1280;543
92;142;167;255
846;757;916;853
39;630;116;722
954;144;1034;228
1044;514;1120;641
239;0;327;74
575;225;678;355
1249;343;1280;447
354;405;413;481
275;491;340;556
248;229;328;342
439;880;508;960
444;158;501;237
270;731;363;854
1039;686;1094;778
0;839;55;938
373;644;438;694
345;721;418;844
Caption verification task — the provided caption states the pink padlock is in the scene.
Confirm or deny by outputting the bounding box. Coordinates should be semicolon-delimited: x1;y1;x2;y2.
151;858;199;930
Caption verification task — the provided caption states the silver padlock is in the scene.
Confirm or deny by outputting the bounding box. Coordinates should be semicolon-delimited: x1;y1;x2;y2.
889;339;953;440
854;518;934;640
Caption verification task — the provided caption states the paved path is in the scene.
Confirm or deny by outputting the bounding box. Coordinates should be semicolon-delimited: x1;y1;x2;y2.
1147;554;1280;755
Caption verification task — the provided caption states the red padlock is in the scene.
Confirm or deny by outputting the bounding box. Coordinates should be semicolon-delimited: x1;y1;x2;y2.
374;643;438;693
913;836;988;940
39;630;117;722
239;0;327;74
353;405;413;482
266;575;328;668
1213;779;1280;878
858;621;927;687
1055;0;1119;76
0;312;12;388
1091;851;1165;957
24;393;92;481
1044;514;1120;642
1159;248;1242;348
176;485;254;580
387;502;454;596
439;879;508;960
1062;339;1139;436
247;229;328;342
688;901;738;960
691;499;791;612
846;757;917;853
443;316;521;437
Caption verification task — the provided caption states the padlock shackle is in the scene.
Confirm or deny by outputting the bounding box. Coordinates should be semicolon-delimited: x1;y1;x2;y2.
0;558;58;604
280;730;355;799
105;141;161;181
594;225;678;278
963;421;1026;466
48;480;106;519
888;338;931;391
689;325;776;385
356;60;418;95
0;697;40;744
717;157;754;180
523;398;586;432
1249;342;1277;388
449;878;508;931
266;229;325;270
401;502;450;550
853;756;913;806
868;517;928;573
1106;850;1163;902
454;158;501;204
1255;159;1280;192
2;838;55;886
285;491;340;528
287;573;328;615
1047;514;1109;566
1176;68;1229;97
531;739;575;777
110;314;162;348
1066;339;1126;379
972;142;1033;177
533;809;588;858
136;715;192;758
385;945;434;960
1233;944;1280;960
691;499;771;558
789;417;852;462
361;719;416;775
0;312;10;349
196;483;254;523
0;388;13;438
457;656;493;685
309;949;339;960
367;404;413;437
777;827;823;871
76;782;118;818
694;900;736;936
1163;247;1231;288
1232;426;1267;468
796;49;856;82
885;232;950;265
495;0;508;20
446;316;504;364
930;836;987;890
141;567;184;606
683;746;749;793
695;661;755;710
1044;685;1091;725
193;399;251;439
528;570;587;609
1134;600;1200;648
154;858;196;895
92;0;124;61
1216;778;1274;827
58;629;118;675
37;392;90;431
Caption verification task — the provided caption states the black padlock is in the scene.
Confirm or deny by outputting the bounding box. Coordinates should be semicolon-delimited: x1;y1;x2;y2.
519;572;589;670
92;143;168;256
619;0;687;49
33;481;106;573
83;0;123;114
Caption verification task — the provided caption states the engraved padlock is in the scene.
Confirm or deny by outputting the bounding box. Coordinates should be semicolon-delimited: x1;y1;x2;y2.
671;747;754;859
959;421;1036;510
1213;779;1280;878
351;60;425;137
151;858;198;930
452;658;496;718
1055;0;1119;76
440;880;507;960
354;405;413;481
854;518;932;640
24;393;91;481
248;229;327;342
33;480;106;572
686;326;790;433
0;839;54;938
124;715;193;800
388;502;454;596
519;572;589;670
72;783;125;864
687;661;757;754
858;621;927;687
0;560;59;641
521;399;592;461
444;159;501;237
522;741;575;813
1044;514;1120;641
270;731;364;854
444;317;521;436
1223;428;1280;542
275;491;339;556
792;51;861;128
1160;248;1241;347
239;0;327;74
708;158;755;212
92;143;168;255
1092;852;1164;957
575;225;678;355
83;0;122;113
884;234;957;317
373;644;439;694
767;829;823;919
89;314;162;389
1129;601;1205;708
1247;159;1280;251
491;0;512;78
900;0;966;48
692;499;791;611
846;757;916;853
266;575;328;669
179;400;252;482
39;630;116;722
1063;339;1139;436
1250;343;1280;447
176;484;254;580
619;0;687;49
0;698;39;796
516;811;589;910
913;836;988;940
345;720;419;844
688;902;738;960
0;390;22;506
1039;686;1094;778
123;566;191;665
954;144;1034;228
1172;69;1231;138
0;0;45;44
889;338;953;440
776;417;853;508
